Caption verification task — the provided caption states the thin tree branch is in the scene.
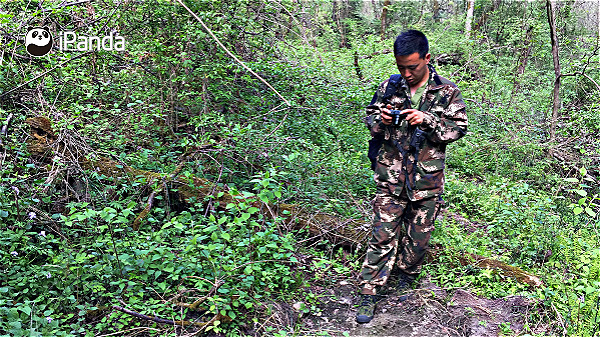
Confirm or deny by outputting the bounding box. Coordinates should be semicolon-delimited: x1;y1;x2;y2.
0;52;92;99
41;0;94;12
560;71;600;93
175;0;291;107
111;305;213;327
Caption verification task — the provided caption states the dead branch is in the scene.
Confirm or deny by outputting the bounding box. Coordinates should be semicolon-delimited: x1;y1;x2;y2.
41;0;93;11
111;305;224;327
428;246;543;288
0;113;14;146
172;278;223;311
133;161;186;230
358;49;392;60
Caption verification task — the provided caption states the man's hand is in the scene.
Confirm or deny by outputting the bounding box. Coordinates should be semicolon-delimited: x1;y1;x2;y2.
381;105;424;126
401;108;424;125
380;105;394;125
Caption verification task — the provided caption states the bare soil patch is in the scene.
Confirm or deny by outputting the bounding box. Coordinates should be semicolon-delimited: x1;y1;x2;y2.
298;276;535;337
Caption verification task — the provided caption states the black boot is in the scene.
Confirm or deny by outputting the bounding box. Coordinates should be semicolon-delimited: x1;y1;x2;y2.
356;294;378;323
397;271;416;302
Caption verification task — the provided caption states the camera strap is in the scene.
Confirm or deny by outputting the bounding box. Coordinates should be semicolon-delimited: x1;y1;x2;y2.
382;74;405;102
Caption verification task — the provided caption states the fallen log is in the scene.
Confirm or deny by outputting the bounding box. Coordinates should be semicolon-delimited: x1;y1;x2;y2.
428;245;543;288
24;117;372;245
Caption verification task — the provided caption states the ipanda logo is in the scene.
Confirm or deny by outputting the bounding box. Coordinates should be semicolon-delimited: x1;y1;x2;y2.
25;26;125;57
25;27;53;57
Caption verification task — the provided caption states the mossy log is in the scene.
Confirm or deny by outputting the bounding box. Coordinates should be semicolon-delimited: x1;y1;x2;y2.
428;245;543;287
460;252;543;287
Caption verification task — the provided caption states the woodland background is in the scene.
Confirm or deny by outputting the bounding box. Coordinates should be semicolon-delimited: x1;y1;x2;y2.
1;0;600;336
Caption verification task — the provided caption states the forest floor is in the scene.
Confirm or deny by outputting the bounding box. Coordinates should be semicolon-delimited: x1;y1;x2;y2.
298;277;533;337
291;210;547;337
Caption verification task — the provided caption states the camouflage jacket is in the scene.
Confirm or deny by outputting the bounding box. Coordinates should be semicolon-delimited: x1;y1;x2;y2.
365;65;468;201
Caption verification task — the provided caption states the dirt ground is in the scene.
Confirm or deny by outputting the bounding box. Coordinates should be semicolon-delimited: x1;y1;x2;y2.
297;276;535;337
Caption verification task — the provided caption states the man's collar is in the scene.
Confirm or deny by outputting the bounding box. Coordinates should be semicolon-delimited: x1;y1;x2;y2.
426;64;444;90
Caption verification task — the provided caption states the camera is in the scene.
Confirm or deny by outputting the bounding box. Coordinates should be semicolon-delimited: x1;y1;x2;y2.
387;110;406;127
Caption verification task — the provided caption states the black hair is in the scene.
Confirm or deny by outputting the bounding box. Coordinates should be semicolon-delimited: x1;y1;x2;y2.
393;30;429;59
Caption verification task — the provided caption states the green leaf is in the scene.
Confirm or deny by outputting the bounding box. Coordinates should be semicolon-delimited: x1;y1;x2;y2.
576;190;588;197
580;167;587;176
573;207;583;215
19;305;31;315
585;208;596;217
564;178;579;183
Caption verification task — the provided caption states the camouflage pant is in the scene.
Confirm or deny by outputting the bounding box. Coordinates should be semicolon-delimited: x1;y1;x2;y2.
359;189;442;295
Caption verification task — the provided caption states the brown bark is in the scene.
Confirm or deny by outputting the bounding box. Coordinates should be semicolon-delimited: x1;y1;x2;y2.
547;0;561;142
510;24;533;104
433;0;440;23
428;246;543;288
332;0;348;48
380;0;390;40
354;51;363;81
475;0;501;31
517;29;533;76
372;0;379;19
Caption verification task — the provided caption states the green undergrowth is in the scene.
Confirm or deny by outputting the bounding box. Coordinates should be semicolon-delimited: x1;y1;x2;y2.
0;170;357;336
427;169;600;335
2;1;600;336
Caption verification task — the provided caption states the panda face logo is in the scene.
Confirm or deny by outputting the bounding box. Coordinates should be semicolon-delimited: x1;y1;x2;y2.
25;27;53;57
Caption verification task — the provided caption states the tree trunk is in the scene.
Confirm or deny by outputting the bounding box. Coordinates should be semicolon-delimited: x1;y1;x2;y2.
371;0;379;19
300;0;318;47
475;0;501;31
465;0;475;38
380;0;390;40
433;0;441;23
517;28;533;76
332;0;347;48
547;0;561;142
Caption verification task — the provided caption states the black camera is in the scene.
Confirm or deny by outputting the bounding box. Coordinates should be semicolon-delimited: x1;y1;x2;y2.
387;110;406;127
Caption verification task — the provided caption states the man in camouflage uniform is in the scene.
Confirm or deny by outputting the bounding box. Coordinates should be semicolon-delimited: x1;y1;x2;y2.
356;30;468;324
